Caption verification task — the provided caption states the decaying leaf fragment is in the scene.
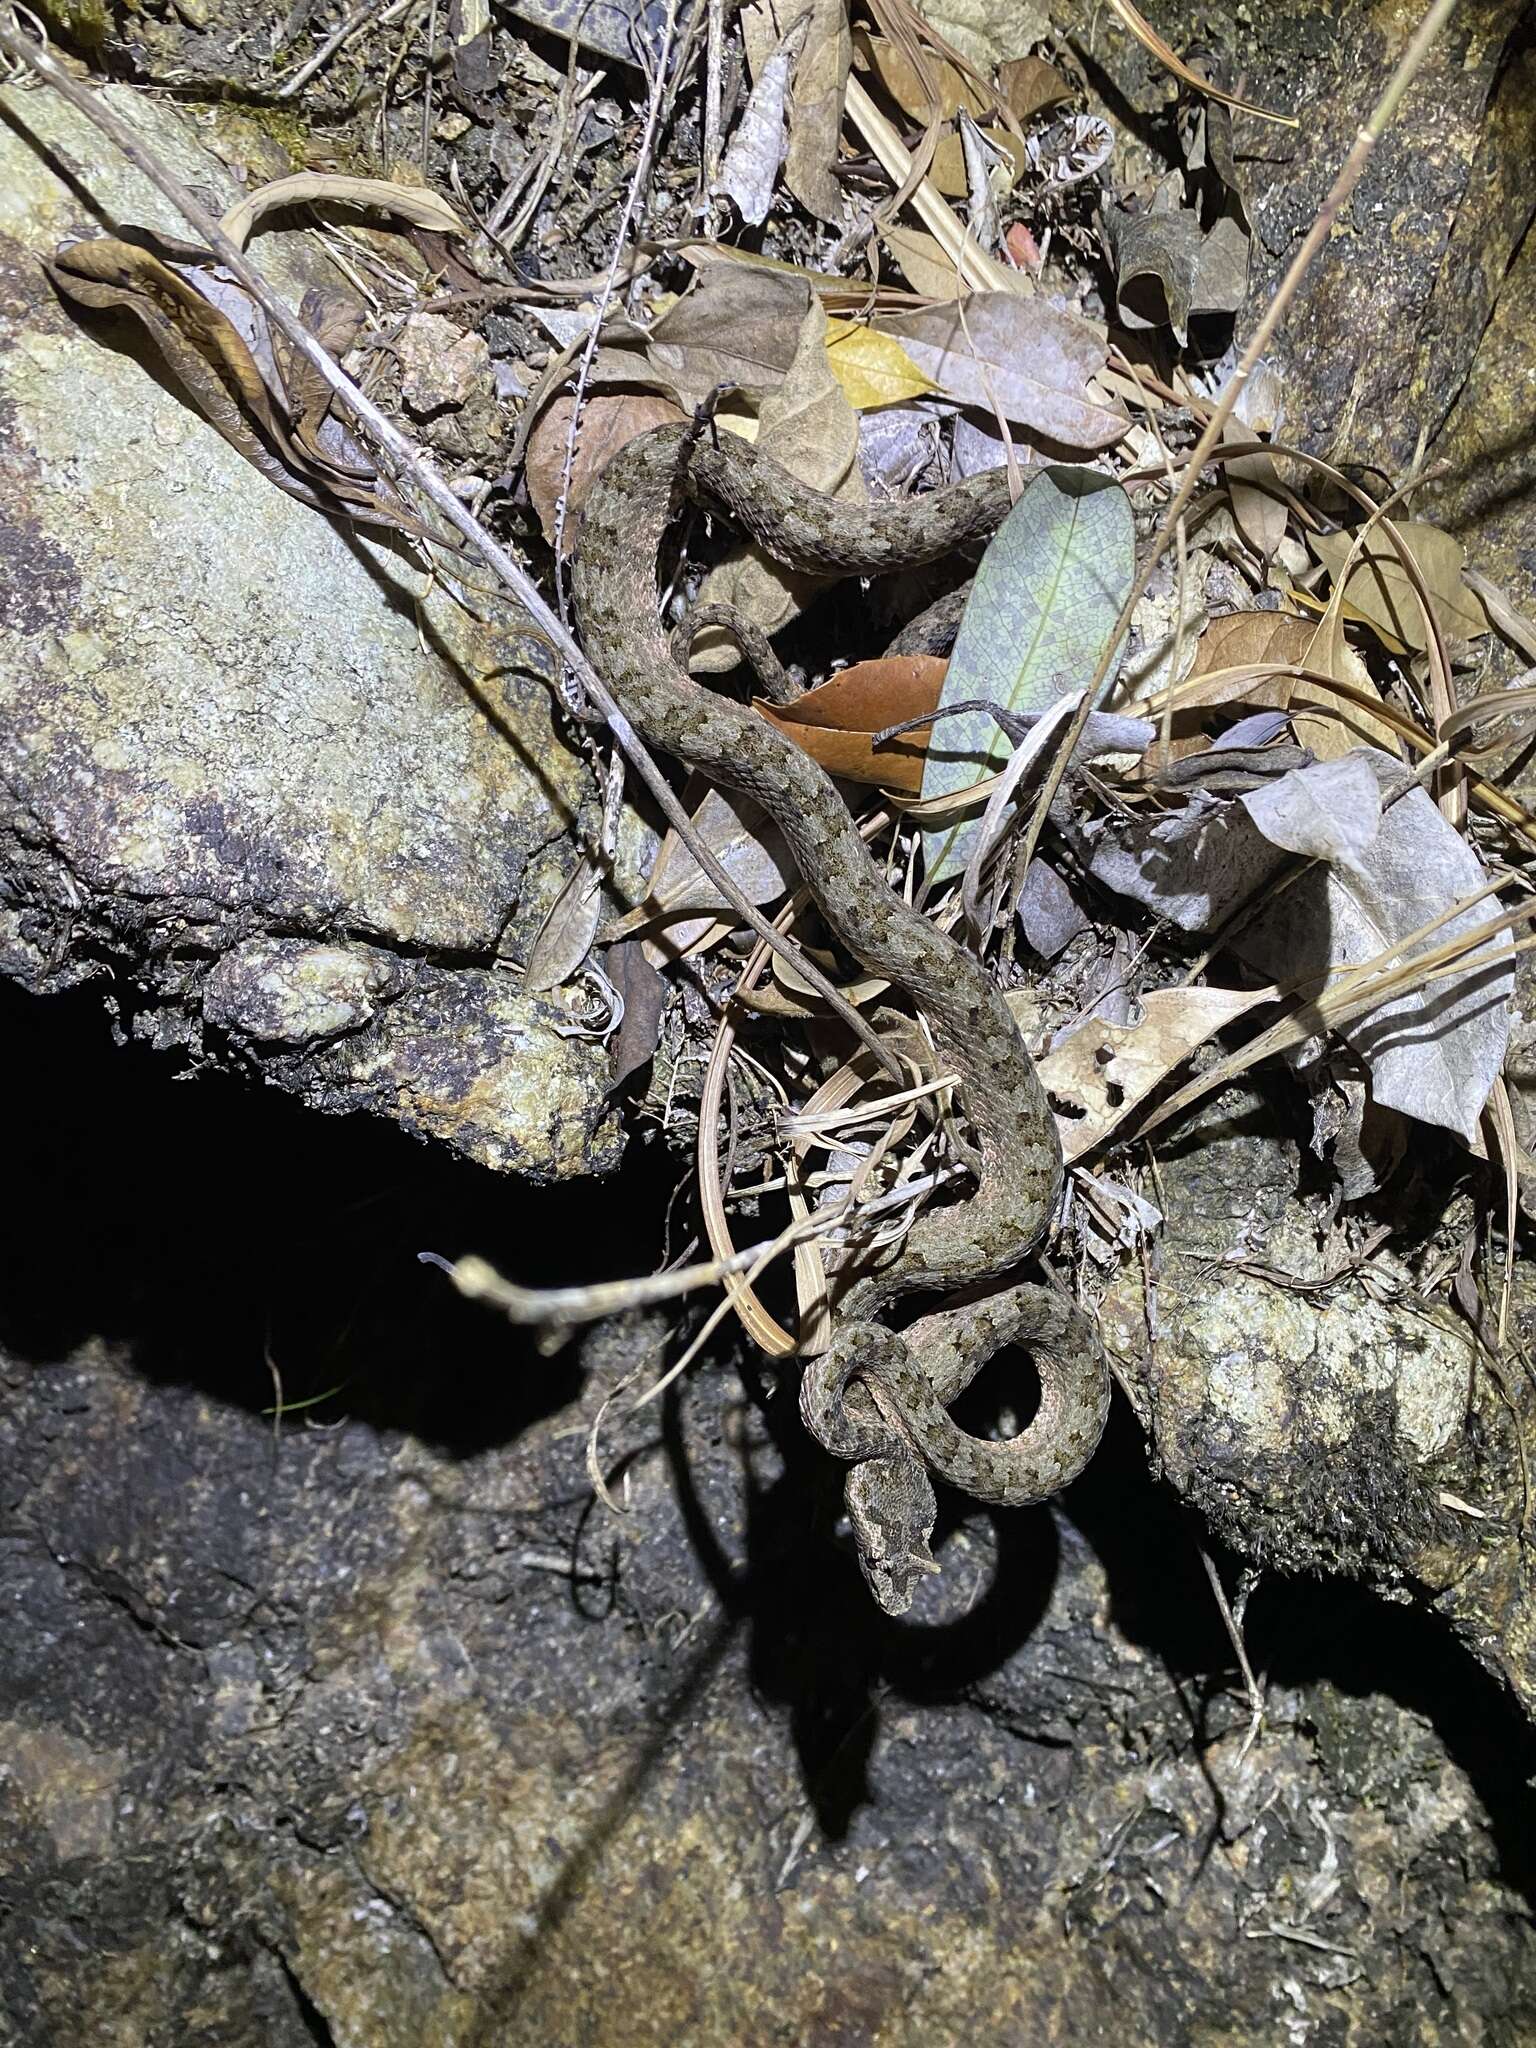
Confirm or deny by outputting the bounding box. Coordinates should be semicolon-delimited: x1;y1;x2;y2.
741;0;850;225
642;266;813;409
607;787;793;965
1032;984;1278;1160
525;392;686;551
526;851;604;993
1106;187;1248;345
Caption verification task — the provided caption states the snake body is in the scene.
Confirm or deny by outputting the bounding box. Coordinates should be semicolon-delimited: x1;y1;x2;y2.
573;423;1109;1612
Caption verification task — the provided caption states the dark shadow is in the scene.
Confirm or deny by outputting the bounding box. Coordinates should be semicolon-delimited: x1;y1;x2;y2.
5;972;1534;1918
661;1345;1071;1840
0;974;673;1452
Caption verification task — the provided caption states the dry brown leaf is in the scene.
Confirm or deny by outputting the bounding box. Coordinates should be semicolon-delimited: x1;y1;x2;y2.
1130;610;1309;769
997;54;1072;119
525;852;603;993
691;297;866;669
44;235;426;536
643;265;813;408
876;219;965;298
524;392;686;551
855;26;988;119
606;939;669;1088
1161;609;1396;766
1029;983;1279;1159
1298;618;1398;761
609;787;793;965
742;0;850;224
218;172;468;250
1226;446;1288;559
931;123;1027;198
876;293;1125;448
1311;524;1491;652
755;656;948;791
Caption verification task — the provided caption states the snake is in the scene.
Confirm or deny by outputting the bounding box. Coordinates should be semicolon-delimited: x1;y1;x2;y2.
573;421;1110;1614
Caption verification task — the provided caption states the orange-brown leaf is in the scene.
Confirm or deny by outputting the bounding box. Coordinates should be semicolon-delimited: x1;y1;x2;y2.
525;392;687;553
755;655;946;792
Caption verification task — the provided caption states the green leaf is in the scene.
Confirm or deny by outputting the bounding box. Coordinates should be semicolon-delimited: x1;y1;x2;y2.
921;466;1134;885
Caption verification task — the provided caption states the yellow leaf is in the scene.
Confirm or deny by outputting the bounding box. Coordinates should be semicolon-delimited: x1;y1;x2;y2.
824;319;937;408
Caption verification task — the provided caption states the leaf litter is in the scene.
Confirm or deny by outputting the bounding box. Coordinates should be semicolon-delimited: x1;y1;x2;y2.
24;0;1536;1605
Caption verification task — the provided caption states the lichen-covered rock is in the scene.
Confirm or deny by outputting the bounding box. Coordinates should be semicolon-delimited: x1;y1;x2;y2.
0;85;616;1180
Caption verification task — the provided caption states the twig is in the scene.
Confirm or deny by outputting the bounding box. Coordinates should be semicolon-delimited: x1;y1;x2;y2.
552;0;687;604
0;17;904;1086
274;0;395;97
1197;1545;1265;1761
1016;0;1463;889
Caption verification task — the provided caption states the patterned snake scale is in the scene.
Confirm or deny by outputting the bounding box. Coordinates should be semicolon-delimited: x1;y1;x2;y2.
574;423;1110;1613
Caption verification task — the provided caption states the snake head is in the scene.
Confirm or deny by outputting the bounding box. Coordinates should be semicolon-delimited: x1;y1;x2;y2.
845;1453;941;1617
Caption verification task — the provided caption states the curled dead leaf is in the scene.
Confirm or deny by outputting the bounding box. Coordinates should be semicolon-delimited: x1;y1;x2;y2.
218;172;468;251
755;656;948;792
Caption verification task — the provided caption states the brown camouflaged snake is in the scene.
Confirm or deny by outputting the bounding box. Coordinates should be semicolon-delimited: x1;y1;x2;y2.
573;421;1110;1614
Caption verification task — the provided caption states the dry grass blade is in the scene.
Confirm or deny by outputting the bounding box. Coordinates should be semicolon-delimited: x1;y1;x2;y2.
844;76;1019;295
1104;0;1297;125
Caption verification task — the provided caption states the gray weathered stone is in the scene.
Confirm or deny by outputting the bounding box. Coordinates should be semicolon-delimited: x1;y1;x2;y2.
0;85;617;1179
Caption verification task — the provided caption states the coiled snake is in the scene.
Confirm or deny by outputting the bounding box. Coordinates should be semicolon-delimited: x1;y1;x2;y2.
573;422;1110;1614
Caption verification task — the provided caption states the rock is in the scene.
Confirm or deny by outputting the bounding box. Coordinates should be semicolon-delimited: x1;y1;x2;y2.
1;995;1533;2044
1100;1083;1536;1719
0;85;617;1180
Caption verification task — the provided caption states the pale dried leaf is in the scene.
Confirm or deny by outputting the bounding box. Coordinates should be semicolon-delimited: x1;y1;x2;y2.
1233;752;1512;1144
877;294;1126;449
644;267;812;408
915;0;1048;73
1031;984;1278;1159
524;392;686;550
876;219;965;299
219;173;468;249
1081;748;1514;1142
716;12;806;225
526;853;603;993
1239;752;1382;867
632;787;792;962
742;0;850;224
1311;524;1491;652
